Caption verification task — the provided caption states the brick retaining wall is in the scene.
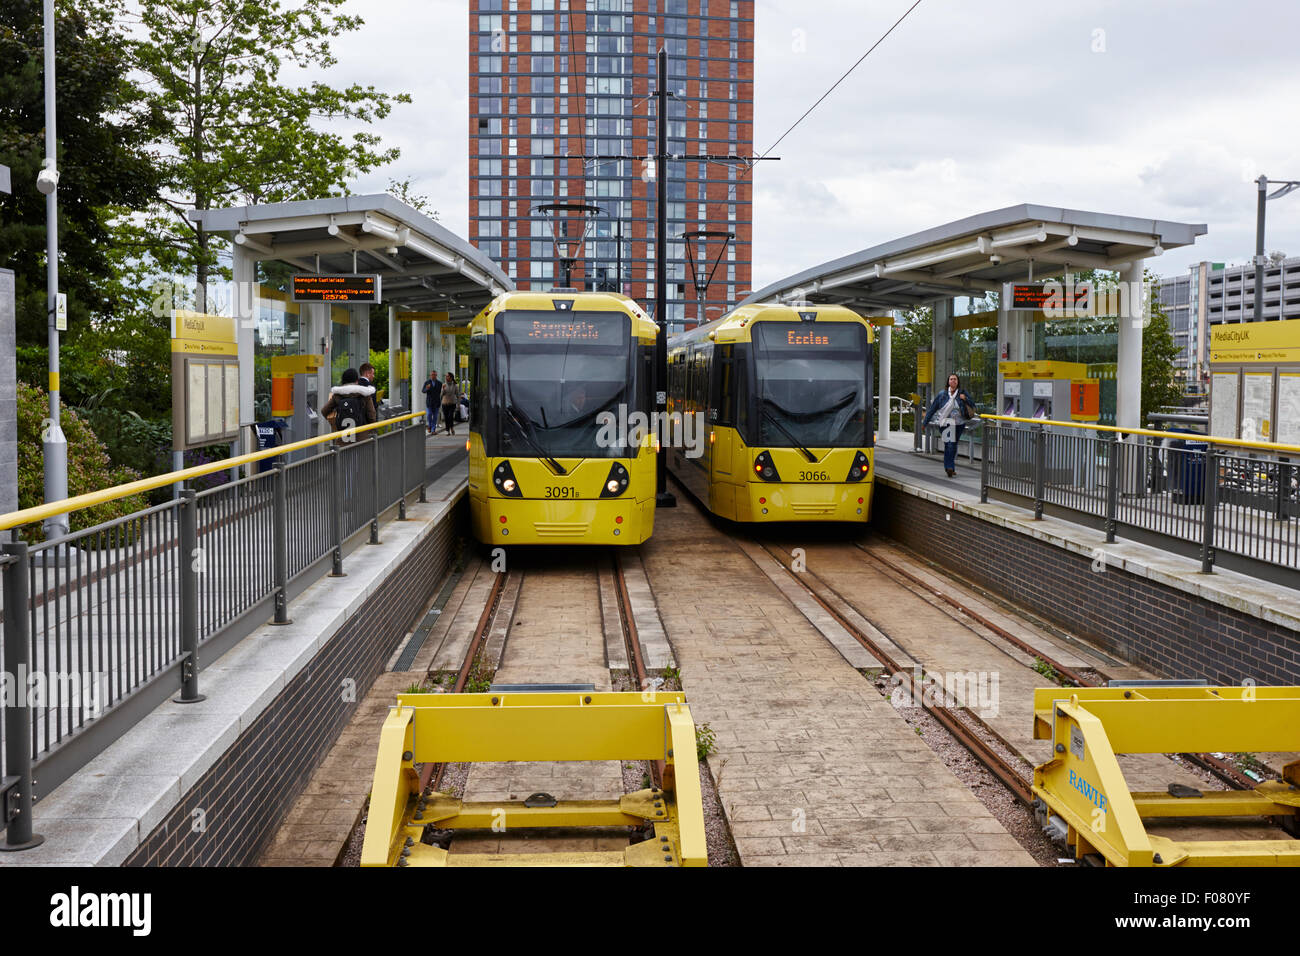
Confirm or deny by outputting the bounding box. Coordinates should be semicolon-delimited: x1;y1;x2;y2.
124;509;460;866
873;482;1300;686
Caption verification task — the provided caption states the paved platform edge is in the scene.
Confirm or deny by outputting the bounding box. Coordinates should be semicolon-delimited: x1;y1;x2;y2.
1;475;467;867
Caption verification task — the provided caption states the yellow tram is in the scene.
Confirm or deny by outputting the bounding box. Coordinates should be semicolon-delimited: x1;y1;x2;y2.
666;302;875;523
467;290;659;545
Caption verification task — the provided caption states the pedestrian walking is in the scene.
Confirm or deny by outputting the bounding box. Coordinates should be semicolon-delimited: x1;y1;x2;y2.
921;373;979;477
441;372;460;436
422;371;443;434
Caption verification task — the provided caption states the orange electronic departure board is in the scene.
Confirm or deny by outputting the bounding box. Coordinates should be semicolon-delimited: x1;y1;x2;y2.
291;273;381;303
1007;282;1090;312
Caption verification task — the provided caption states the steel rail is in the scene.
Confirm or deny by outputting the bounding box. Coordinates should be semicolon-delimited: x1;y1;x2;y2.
750;539;1036;807
857;543;1258;791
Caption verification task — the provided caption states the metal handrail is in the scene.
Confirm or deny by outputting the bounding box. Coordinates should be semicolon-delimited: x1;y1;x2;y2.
0;411;424;532
1;415;435;846
983;413;1300;456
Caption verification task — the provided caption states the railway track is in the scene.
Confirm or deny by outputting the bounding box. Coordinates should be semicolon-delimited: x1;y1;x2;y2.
851;541;1260;792
747;538;1038;807
412;547;684;858
735;528;1296;854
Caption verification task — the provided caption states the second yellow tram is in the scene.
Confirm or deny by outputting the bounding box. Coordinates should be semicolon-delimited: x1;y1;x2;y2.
666;303;876;523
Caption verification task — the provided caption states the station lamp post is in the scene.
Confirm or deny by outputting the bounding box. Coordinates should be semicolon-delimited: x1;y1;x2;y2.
39;0;69;545
1254;175;1300;321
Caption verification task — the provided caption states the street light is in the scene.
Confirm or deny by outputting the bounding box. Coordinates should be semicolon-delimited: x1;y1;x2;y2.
1253;175;1300;321
40;0;69;546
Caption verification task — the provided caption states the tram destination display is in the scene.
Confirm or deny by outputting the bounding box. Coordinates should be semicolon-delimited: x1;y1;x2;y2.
291;273;381;303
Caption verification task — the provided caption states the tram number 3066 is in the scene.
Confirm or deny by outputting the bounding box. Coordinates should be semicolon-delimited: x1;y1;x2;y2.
545;486;579;499
799;470;830;482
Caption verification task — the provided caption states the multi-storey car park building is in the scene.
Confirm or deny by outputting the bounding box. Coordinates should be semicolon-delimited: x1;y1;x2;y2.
468;0;754;333
1156;255;1300;391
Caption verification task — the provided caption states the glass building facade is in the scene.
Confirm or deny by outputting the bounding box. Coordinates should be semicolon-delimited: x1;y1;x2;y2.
469;0;754;334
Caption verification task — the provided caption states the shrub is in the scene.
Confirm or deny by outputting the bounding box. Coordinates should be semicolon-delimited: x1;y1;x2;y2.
15;381;149;541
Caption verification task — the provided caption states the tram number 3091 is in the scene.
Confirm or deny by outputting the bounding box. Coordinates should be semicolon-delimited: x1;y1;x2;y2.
799;470;830;482
545;486;579;499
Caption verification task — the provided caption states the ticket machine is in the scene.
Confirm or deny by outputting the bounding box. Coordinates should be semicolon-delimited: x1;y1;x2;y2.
1000;361;1087;420
270;353;324;461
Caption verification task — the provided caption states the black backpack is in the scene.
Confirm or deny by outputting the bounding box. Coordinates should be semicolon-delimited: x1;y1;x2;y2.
334;392;366;430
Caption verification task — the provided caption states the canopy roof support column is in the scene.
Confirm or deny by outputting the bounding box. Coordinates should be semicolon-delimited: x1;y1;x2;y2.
388;305;400;409
877;320;892;440
1116;259;1146;431
931;298;953;394
233;244;257;477
411;319;427;419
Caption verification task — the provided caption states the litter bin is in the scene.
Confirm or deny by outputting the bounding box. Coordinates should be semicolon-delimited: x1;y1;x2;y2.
250;419;288;473
1171;437;1207;505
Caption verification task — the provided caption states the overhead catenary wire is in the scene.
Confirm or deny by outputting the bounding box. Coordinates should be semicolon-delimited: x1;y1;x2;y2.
745;0;924;176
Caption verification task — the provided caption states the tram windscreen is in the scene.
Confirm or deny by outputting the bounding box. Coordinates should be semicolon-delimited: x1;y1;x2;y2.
494;310;635;458
752;322;870;447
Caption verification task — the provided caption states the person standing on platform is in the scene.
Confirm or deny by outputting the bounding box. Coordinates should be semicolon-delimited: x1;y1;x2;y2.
422;371;442;434
441;372;460;437
922;373;979;478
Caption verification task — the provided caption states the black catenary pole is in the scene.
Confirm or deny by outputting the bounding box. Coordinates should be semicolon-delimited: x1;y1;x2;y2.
654;48;675;507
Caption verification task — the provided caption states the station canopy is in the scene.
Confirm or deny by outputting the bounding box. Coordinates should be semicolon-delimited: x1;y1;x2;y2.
741;204;1207;310
190;194;514;319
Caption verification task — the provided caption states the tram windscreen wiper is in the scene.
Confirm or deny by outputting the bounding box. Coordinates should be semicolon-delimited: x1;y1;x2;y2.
761;401;817;462
506;404;567;476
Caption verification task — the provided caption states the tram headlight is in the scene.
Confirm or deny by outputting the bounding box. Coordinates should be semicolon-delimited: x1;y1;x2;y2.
493;461;523;497
753;451;781;482
600;462;630;498
846;450;871;482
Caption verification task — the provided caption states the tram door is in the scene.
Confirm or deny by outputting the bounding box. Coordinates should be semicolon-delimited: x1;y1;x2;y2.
709;346;737;517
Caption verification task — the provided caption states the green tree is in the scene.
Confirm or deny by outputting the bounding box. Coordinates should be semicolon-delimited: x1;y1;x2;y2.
1140;267;1181;421
126;0;411;296
388;176;439;220
0;0;163;391
890;305;933;401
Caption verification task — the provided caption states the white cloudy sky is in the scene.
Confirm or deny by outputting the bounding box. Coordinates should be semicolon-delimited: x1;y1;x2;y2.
317;0;1300;291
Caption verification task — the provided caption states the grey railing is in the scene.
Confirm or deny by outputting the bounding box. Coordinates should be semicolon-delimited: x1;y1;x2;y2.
979;419;1300;587
1;417;429;848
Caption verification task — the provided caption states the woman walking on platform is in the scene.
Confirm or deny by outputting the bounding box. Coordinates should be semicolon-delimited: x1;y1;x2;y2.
922;373;979;478
441;372;460;436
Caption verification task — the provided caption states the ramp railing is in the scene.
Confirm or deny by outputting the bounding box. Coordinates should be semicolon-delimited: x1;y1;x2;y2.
0;413;429;849
979;415;1300;586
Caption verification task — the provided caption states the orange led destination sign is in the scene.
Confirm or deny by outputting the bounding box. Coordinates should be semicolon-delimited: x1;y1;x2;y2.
756;322;863;351
1006;282;1091;312
527;319;603;340
291;273;381;303
786;330;831;345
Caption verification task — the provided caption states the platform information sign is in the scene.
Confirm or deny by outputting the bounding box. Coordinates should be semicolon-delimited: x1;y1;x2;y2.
172;310;240;450
291;273;381;303
1209;371;1239;441
1003;282;1091;313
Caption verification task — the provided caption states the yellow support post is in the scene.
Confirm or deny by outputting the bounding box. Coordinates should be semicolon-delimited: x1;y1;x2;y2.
362;691;709;867
1031;687;1300;867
